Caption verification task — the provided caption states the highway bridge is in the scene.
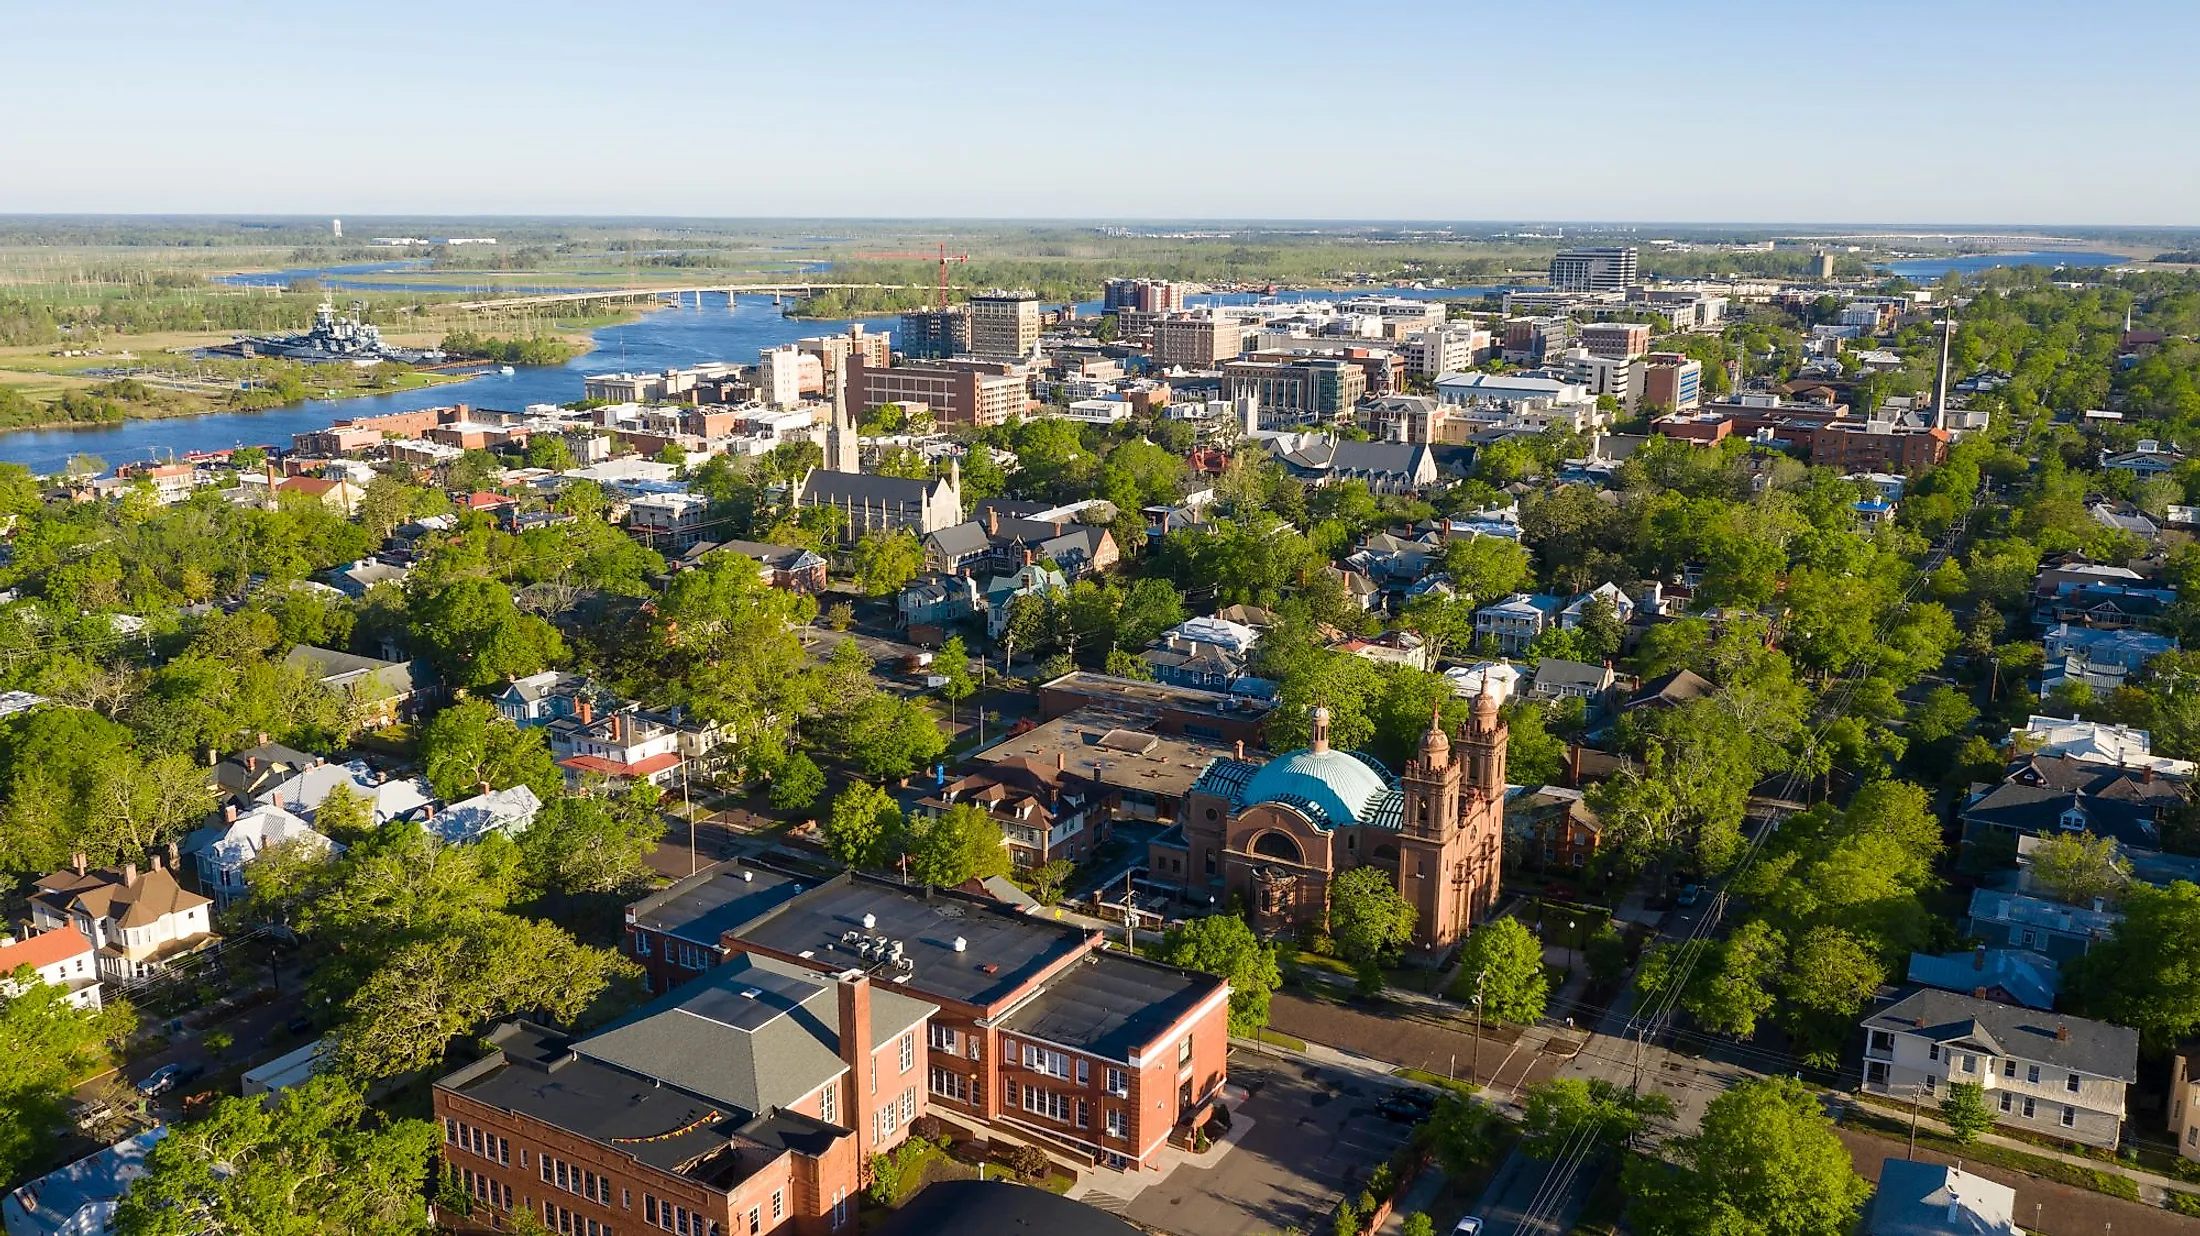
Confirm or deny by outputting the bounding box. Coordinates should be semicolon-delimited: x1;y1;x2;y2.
447;283;947;312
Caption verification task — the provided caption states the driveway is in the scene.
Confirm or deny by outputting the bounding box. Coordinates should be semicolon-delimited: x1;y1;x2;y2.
1124;1054;1416;1236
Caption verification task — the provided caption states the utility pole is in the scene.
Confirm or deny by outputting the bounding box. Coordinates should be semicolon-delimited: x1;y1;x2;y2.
1123;868;1136;952
1908;1084;1923;1160
1469;969;1488;1091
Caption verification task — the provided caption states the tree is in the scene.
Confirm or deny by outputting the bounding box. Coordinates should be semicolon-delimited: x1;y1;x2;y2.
2027;831;2130;906
851;530;925;597
1449;917;1549;1024
769;750;824;813
904;802;1009;887
1327;866;1416;965
410;578;566;690
2069;879;2200;1051
1418;1095;1504;1176
1520;1078;1676;1158
524;433;576;472
1781;926;1886;1030
825;782;903;869
1584;923;1630;987
1443;533;1533;605
314;781;375;845
518;792;665;896
1684;920;1785;1039
1939;1080;1995;1145
335;912;636;1080
417;700;560;801
935;636;976;721
845;694;948;780
1400;1215;1434;1236
0;966;135;1183
1625;1076;1870;1236
113;1074;437;1236
1163;913;1283;1037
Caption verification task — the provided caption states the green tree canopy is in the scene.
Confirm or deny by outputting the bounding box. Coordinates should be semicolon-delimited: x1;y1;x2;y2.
1624;1076;1870;1236
1327;866;1416;965
417;699;560;801
825;782;904;869
904;802;1009;888
1449;917;1549;1024
0;965;135;1183
1162;913;1283;1037
1519;1077;1676;1159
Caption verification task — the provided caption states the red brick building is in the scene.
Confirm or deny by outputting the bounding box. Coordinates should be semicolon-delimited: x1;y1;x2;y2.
433;952;933;1236
621;869;1231;1173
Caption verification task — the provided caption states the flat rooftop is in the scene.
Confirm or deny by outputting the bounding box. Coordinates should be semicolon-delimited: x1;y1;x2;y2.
734;876;1093;1010
629;862;809;948
998;949;1223;1062
1039;670;1274;722
980;707;1233;801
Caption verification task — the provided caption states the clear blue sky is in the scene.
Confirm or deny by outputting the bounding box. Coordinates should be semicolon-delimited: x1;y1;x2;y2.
7;0;2196;224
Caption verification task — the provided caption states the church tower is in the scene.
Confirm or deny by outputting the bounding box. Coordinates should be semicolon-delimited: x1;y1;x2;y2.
1460;683;1507;798
826;361;859;475
1396;705;1466;953
1399;707;1460;842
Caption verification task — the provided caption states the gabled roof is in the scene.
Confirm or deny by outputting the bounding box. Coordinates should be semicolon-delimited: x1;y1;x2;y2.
1534;659;1613;689
923;521;992;559
1864;989;2138;1082
0;927;96;973
1629;668;1715;710
1906;947;2060;1010
33;864;210;930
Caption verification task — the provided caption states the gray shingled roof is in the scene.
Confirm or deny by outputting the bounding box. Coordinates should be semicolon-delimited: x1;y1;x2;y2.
1864;989;2138;1082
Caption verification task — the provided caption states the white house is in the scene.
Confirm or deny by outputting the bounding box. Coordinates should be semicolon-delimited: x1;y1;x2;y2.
29;858;214;987
1866;1159;2018;1236
0;927;101;1009
1475;593;1564;656
1445;661;1523;706
179;803;339;908
3;1127;167;1236
427;785;543;845
1860;988;2139;1149
2012;715;2197;777
1558;582;1636;630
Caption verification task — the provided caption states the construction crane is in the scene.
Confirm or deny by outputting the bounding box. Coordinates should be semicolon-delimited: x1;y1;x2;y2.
853;242;969;309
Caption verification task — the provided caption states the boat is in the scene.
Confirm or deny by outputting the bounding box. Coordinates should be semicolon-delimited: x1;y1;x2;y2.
498;365;516;376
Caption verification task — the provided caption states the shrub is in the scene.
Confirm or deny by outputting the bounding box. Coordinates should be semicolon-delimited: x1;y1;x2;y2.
1004;1143;1049;1181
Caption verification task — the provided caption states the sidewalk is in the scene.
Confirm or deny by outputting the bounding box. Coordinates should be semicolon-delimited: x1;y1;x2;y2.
1845;1095;2200;1208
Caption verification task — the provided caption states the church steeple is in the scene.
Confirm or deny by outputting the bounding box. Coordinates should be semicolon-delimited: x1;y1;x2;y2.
1462;685;1507;797
826;362;859;475
1400;702;1460;842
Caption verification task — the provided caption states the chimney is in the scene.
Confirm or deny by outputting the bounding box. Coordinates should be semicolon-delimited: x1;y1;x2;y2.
72;852;86;875
256;731;269;748
224;804;237;824
1973;986;1988;999
987;507;1000;536
578;699;593;726
2056;1023;2071;1041
1973;944;1986;970
1056;751;1066;772
836;974;875;1158
1234;739;1246;760
166;842;178;869
246;756;258;773
151;852;164;872
122;861;138;886
1568;743;1584;787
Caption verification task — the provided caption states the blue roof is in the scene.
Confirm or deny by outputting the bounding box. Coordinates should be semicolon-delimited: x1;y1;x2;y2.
1236;747;1399;832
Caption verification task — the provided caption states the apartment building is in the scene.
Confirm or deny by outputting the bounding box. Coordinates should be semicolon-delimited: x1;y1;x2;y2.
621;871;1231;1174
1501;317;1571;364
433;955;932;1236
1221;356;1366;424
846;355;1027;427
757;346;824;407
1401;325;1491;378
1102;279;1187;314
898;308;970;361
1636;352;1703;412
1151;313;1245;369
967;291;1041;359
626;492;714;552
1548;246;1639;293
1859;989;2138;1149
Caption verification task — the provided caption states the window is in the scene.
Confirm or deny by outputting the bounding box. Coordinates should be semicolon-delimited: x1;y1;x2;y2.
646;1197;658;1225
878;1101;898;1140
1999;1091;2013;1113
870;1059;877;1095
1927;1044;1940;1063
900;1032;915;1072
1179;1038;1193;1067
446;1118;458;1144
2027;1065;2041;1085
748;1210;760;1236
930;1068;969;1103
968;1037;981;1062
1024;1044;1071;1079
772;1191;784;1221
2023;1097;2036;1118
1106;1068;1130;1097
1961;1054;1977;1073
2067;1072;2082;1093
635;933;652;957
1077;1058;1089;1086
1106;1109;1128;1139
1867;1031;1895;1056
820;1082;836;1124
1077;1098;1089;1129
2061;1105;2077;1128
1922;1075;1936;1093
2003;1060;2017;1078
930;1024;958;1052
1023;1086;1071;1122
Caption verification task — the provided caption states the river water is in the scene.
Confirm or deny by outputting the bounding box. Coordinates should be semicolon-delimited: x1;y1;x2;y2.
1877;250;2129;279
4;279;1516;475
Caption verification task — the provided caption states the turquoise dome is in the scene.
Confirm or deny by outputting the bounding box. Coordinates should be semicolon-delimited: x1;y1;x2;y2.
1239;747;1392;830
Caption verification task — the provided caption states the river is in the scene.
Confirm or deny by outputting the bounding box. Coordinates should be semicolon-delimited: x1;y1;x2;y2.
3;280;1519;475
1877;250;2129;279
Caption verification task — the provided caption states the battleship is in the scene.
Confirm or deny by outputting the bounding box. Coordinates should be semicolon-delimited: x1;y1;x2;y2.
213;301;446;365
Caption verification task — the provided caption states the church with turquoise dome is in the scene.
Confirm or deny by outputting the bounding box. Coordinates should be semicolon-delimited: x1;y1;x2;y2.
1177;691;1508;953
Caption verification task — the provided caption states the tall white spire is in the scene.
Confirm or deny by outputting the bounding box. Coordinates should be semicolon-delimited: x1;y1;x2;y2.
1933;313;1953;432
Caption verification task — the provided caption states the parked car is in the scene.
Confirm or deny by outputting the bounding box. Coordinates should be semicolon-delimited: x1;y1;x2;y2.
1451;1218;1484;1236
1675;883;1703;907
136;1064;183;1098
1376;1090;1438;1122
285;1015;314;1036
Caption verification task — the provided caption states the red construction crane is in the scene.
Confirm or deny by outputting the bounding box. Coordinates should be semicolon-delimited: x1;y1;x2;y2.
853;242;969;309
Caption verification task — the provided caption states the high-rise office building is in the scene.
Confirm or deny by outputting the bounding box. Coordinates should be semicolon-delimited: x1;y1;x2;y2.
1152;312;1245;368
1548;246;1639;293
897;308;969;361
966;291;1041;359
1102;278;1187;314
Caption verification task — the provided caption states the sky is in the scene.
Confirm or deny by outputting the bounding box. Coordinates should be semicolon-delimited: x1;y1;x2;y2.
6;0;2198;224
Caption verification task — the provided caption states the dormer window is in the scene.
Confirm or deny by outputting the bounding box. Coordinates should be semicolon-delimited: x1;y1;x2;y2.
2059;807;2088;831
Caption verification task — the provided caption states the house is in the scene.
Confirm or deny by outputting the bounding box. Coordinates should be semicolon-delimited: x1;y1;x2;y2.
330;558;410;598
898;572;982;640
2010;715;2196;777
2040;624;2175;684
282;644;438;725
2170;1047;2200;1161
923;521;995;574
0;927;101;1009
493;669;591;727
721;873;1232;1172
1140;635;1253;693
427;785;543;845
915;756;1113;870
1475;593;1564;656
711;540;831;594
433;955;935;1236
2090;501;2160;539
2101;439;2183;477
1507;786;1600;871
1348;531;1443;584
1445;661;1523;706
274;475;365;514
1859;989;2139;1149
209;737;320;804
1905;945;2060;1010
1557;582;1636;629
1865;1159;2019;1236
1530;658;1616;703
2;1128;167;1236
548;700;718;788
29;856;215;987
2032;580;2177;631
983;563;1068;639
1627;668;1715;713
1964;887;2120;962
179;802;338;908
1333;630;1430;671
1266;434;1439;493
1958;754;2181;852
1324;564;1382;612
257;759;432;826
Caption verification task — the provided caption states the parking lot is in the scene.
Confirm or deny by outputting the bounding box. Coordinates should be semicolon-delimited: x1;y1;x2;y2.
1125;1053;1417;1236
